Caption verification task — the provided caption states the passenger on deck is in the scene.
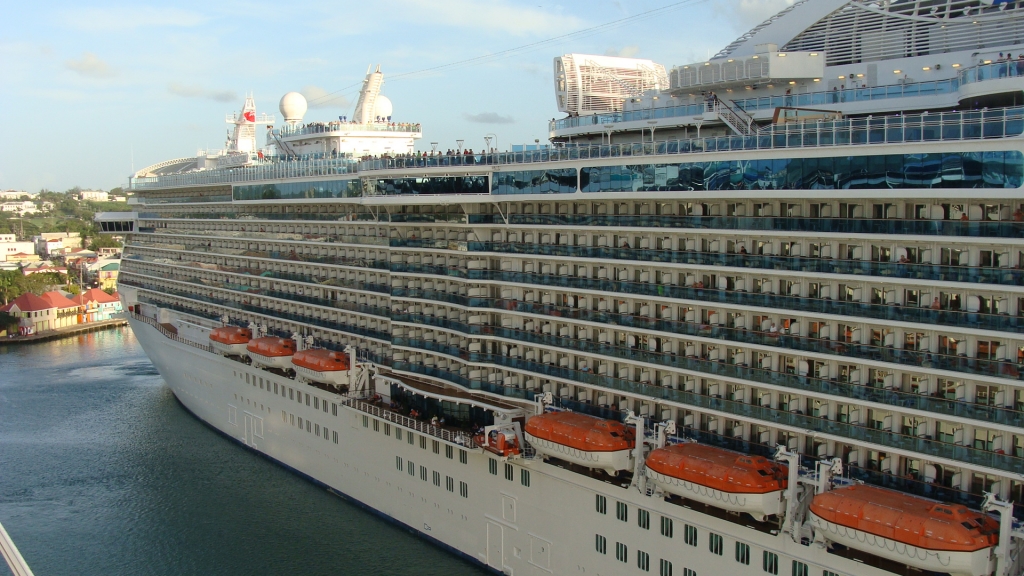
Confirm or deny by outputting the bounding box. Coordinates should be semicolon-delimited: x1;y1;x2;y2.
431;416;439;426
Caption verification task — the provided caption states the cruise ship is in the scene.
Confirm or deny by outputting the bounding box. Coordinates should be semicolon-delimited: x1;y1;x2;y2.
98;2;1024;575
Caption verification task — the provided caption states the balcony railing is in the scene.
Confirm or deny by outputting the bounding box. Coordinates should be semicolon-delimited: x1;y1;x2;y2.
279;122;422;137
392;318;1024;427
391;296;1024;384
131;156;357;190
467;241;1024;287
390;338;1024;475
121;278;390;342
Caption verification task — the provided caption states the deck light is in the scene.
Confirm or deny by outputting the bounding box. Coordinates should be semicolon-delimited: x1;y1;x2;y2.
922;66;931;71
778;53;787;57
893;70;901;74
838;75;845;79
813;78;820;82
952;63;961;68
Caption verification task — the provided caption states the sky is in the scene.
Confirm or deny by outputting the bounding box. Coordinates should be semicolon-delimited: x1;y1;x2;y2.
0;0;794;192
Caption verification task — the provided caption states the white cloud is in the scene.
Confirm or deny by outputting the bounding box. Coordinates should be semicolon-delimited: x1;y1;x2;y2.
301;85;352;109
167;83;237;102
715;0;796;33
64;52;115;78
605;46;640;58
60;6;208;32
389;0;586;36
463;112;514;124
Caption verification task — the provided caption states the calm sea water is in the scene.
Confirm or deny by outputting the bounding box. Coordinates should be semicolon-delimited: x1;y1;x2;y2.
0;328;489;576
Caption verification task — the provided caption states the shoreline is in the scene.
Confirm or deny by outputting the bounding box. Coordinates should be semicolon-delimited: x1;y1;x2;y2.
1;318;128;345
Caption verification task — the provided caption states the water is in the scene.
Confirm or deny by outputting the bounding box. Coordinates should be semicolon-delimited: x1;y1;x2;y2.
0;328;489;576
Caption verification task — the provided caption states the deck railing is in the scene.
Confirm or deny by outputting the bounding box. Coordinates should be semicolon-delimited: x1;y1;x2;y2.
338;397;475;448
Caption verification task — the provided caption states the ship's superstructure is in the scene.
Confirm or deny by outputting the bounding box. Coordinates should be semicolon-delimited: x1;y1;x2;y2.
101;4;1024;576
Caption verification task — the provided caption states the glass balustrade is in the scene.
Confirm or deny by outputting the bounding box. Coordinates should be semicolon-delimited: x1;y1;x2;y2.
465;213;1024;240
120;277;391;342
390;336;1024;475
390;313;1024;425
465;242;1024;286
393;268;1024;333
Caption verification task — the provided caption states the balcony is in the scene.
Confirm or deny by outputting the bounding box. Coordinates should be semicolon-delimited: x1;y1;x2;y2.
390;338;1024;475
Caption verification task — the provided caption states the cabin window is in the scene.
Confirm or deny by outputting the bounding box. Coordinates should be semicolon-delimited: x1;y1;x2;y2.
407;460;415;476
763;552;779;575
433;471;441;487
595;535;607;554
638;550;651;572
660;517;673;538
616;501;628;522
505;463;514;481
459;449;468;464
791;561;808;576
596;495;607;514
315;424;320;436
684;525;697;546
408;432;415;445
432;440;440;454
331;403;337;416
822;572;839;576
288;388;294;400
314;397;319;409
395;429;403;441
332;431;338;444
446;445;454;459
638;509;650;530
420;466;427;481
384;423;391;436
372;419;379;431
736;542;750;565
459;481;468;498
521;469;530;487
395;456;402;471
489;458;498;475
682;569;695;576
615;542;628;563
420;436;427;450
274;383;279;394
709;533;723;556
297;417;303;429
446;476;454;492
659;560;673;576
305;395;310;407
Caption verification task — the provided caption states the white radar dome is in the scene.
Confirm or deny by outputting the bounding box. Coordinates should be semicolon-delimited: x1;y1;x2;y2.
373;95;393;120
279;92;308;124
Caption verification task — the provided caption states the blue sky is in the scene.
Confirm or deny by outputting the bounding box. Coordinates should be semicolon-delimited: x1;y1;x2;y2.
0;0;793;192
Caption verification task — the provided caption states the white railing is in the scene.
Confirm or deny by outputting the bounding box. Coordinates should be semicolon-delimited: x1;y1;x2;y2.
0;520;34;576
341;396;475;448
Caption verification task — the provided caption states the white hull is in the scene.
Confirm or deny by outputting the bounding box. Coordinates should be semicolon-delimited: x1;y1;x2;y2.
129;316;911;576
645;469;784;521
808;512;995;576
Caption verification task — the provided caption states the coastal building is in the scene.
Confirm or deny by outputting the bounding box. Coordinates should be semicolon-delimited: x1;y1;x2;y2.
0;234;35;262
1;201;38;215
72;288;121;322
1;291;81;334
96;261;119;290
0;190;29;200
79;190;109;202
21;261;69;276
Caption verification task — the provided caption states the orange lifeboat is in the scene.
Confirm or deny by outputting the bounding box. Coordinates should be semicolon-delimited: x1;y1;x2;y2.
245;337;296;370
809;484;998;576
644;443;788;520
474;426;522;457
291;348;352;387
209;326;251;356
524;412;635;474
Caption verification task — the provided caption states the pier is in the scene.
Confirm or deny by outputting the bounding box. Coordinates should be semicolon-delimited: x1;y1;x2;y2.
1;318;128;345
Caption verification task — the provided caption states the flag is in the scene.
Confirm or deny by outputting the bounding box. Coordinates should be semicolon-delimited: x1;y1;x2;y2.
243;110;256;122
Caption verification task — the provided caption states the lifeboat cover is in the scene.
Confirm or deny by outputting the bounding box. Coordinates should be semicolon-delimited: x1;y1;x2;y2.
210;326;251;345
810;484;998;552
646;443;788;494
292;348;350;372
246;337;296;357
524;411;634;452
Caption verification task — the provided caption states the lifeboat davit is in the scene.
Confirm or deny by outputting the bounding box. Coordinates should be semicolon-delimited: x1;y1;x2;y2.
645;443;788;521
209;326;251;356
245;337;296;370
524;411;635;475
291;348;351;387
809;484;998;576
